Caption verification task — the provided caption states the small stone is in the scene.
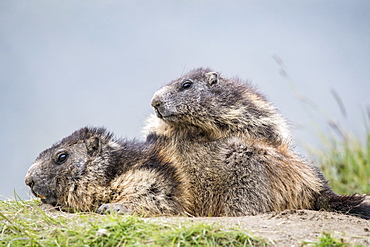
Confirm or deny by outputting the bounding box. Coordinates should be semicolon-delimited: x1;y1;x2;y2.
96;228;109;236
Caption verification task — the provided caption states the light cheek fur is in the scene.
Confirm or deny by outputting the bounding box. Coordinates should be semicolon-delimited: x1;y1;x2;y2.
151;86;179;117
25;161;42;186
25;159;63;199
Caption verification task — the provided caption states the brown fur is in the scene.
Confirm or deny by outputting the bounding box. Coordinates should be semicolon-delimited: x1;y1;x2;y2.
146;67;369;218
25;67;369;219
25;127;191;216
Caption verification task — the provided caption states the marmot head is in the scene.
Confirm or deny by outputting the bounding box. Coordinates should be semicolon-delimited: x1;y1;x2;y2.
25;127;121;211
149;67;290;145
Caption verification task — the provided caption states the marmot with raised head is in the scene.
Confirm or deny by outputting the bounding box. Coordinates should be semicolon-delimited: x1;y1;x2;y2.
146;67;369;218
25;127;190;215
148;69;291;147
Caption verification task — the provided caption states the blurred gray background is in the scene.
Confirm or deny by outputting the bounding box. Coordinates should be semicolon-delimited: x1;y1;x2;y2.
1;1;369;199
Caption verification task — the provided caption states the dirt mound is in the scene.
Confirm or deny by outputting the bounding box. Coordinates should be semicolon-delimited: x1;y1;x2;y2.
41;203;370;246
148;209;370;246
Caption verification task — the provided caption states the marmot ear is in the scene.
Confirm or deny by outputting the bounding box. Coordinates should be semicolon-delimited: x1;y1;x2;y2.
86;136;101;156
206;72;218;86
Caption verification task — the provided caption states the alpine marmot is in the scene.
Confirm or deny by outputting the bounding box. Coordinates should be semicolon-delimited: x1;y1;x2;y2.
25;127;190;215
145;67;369;218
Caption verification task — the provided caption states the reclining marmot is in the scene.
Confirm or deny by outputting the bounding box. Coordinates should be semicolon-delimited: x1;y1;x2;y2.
25;127;190;215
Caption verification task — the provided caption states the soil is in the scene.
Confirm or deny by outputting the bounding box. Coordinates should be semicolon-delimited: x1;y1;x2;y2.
147;209;370;246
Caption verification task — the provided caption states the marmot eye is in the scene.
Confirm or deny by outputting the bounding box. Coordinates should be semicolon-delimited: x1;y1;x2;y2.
56;153;69;164
182;80;193;90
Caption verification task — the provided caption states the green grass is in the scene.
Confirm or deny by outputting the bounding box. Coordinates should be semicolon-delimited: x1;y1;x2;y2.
0;198;266;247
302;233;359;247
307;126;370;195
274;55;370;195
1;198;362;247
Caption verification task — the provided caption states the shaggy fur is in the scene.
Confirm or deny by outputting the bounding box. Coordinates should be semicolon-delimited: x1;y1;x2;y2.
145;67;369;218
25;67;369;219
25;127;190;216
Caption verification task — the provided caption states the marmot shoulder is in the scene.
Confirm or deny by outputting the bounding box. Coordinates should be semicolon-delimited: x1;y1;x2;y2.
25;127;190;216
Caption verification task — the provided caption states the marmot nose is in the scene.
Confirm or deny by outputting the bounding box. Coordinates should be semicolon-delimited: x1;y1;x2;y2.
25;174;34;188
151;97;162;109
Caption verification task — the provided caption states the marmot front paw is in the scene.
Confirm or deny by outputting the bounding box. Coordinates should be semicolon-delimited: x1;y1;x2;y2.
97;203;133;215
